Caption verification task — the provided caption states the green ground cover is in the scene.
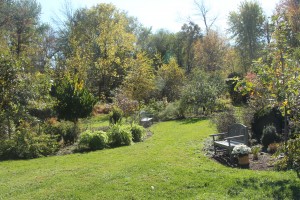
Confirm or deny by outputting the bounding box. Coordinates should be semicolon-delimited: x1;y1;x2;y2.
0;118;299;199
80;115;110;130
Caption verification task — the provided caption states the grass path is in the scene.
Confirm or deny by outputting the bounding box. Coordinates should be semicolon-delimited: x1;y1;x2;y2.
0;119;299;199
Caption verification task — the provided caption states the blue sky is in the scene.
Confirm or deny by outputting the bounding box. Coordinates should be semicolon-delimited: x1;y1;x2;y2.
37;0;279;33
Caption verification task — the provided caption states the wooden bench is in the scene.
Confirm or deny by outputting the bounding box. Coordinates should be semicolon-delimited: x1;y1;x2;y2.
210;123;249;157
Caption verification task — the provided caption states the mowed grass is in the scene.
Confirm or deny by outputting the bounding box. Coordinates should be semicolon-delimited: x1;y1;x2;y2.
80;114;110;129
0;119;299;200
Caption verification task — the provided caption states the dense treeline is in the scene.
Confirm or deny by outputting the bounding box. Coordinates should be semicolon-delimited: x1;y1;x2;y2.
0;0;300;165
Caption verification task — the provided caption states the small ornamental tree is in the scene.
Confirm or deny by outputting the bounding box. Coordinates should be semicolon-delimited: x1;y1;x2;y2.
180;69;225;115
51;77;97;124
250;12;300;141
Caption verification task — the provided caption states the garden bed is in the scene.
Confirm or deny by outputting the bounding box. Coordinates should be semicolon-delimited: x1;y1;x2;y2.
212;152;277;170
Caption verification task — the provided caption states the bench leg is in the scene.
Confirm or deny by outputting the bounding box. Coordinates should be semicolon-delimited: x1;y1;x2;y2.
213;144;217;155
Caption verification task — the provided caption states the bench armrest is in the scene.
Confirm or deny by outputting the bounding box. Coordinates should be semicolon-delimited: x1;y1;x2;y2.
210;132;227;142
210;132;226;137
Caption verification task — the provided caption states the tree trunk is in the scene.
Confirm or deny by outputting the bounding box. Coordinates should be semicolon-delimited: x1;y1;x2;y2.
6;114;11;139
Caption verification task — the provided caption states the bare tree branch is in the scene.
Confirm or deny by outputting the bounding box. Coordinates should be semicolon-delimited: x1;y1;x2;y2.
194;0;217;34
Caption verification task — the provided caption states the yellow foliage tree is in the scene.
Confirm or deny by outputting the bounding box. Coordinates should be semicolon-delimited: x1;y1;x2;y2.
61;3;136;100
157;57;185;101
121;53;155;102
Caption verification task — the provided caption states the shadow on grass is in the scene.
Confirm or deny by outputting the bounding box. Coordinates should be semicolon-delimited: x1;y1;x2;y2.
212;153;239;168
228;177;300;199
179;117;208;124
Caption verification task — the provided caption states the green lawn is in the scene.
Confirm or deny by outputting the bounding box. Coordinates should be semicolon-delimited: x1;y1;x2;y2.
0;119;299;199
80;114;110;130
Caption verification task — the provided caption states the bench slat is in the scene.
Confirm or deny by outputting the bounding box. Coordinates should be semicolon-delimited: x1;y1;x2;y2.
215;140;242;147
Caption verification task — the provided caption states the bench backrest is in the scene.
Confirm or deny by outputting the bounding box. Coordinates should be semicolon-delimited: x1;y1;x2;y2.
228;123;248;145
140;111;153;119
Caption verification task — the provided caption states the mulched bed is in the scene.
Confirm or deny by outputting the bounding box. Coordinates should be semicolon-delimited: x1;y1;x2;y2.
212;152;277;170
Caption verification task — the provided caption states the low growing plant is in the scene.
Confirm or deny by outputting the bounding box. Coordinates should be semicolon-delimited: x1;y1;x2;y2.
232;144;251;156
78;130;108;151
251;145;261;160
261;125;281;148
251;107;283;143
274;136;300;178
43;120;79;144
109;107;123;125
108;124;132;147
130;124;146;142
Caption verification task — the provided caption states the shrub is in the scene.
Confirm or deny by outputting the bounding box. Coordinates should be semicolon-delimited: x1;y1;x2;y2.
143;99;166;122
215;98;232;112
130;124;146;142
113;90;139;117
43;121;79;144
275;136;300;178
109;107;123;125
78;130;108;151
251;107;283;142
43;122;61;141
93;103;112;115
0;122;58;160
108;125;132;147
267;143;279;154
180;69;225;116
210;106;238;133
158;101;184;121
261;125;281;147
0;139;15;159
50;77;97;123
226;72;247;105
28;107;55;121
63;124;80;144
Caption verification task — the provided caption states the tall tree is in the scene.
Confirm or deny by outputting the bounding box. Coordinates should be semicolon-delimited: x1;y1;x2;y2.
177;21;202;74
120;53;155;103
0;53;19;139
276;0;300;48
0;0;13;29
0;0;56;143
228;0;266;72
157;57;185;101
146;29;176;66
194;0;217;34
10;0;42;57
194;30;228;72
57;4;136;100
0;0;51;73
